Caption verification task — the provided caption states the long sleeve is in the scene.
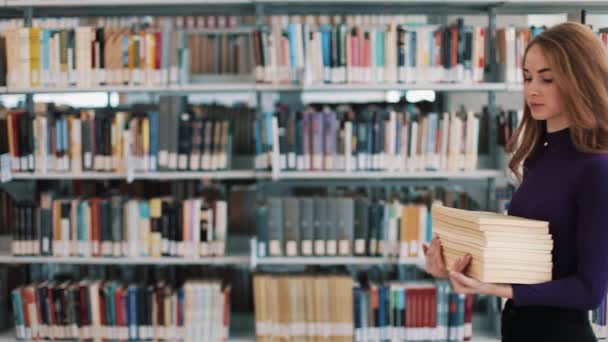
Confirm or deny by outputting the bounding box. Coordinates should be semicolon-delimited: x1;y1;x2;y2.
512;156;608;310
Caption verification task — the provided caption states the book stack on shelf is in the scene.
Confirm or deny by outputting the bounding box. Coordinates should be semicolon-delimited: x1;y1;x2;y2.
10;191;228;259
256;103;488;173
254;187;481;260
11;279;230;341
253;273;354;342
432;205;553;284
0;99;256;174
253;273;474;342
252;16;486;85
1;15;253;89
354;280;474;341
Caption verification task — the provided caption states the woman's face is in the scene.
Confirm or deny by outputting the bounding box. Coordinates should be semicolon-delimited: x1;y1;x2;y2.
523;44;569;131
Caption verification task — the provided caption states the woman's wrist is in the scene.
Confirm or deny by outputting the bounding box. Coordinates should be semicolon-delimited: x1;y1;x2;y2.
482;283;513;299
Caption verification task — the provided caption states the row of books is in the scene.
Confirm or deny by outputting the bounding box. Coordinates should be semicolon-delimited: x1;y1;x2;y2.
255;104;484;172
12;280;230;341
11;193;228;258
253;274;474;342
255;188;478;259
353;281;474;341
0;15;246;31
9;15;608;89
497;26;608;84
253;274;353;341
496;108;523;148
2;19;254;88
253;16;486;85
0;99;255;173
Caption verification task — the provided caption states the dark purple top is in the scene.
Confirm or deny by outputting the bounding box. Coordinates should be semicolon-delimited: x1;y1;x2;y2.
508;127;608;310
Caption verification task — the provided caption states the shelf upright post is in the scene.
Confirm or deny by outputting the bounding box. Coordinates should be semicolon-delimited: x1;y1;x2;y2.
255;3;264;112
486;7;499;212
24;7;34;115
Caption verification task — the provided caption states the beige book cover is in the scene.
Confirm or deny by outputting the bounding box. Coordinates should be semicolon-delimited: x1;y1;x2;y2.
434;226;553;251
441;240;552;263
433;222;551;240
432;204;548;228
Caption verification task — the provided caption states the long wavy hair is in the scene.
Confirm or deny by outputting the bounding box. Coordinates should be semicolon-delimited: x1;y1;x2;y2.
507;22;608;181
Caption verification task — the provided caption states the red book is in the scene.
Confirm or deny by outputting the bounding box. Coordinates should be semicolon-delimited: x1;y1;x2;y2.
223;286;231;341
451;27;459;68
429;287;437;336
90;199;100;257
98;283;107;340
47;285;56;339
155;32;162;71
464;294;475;340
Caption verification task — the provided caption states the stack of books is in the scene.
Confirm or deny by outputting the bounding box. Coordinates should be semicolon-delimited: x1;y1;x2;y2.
432;205;553;284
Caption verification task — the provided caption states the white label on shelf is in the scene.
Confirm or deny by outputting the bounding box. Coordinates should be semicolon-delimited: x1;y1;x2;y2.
301;240;312;256
339;240;350;255
326;240;337;256
257;242;266;258
269;240;281;256
19;157;27;171
158;151;168;168
214;241;225;256
161;239;169;255
335;323;353;336
355;239;366;255
199;242;210;256
1;154;12;183
410;240;419;257
126;154;135;183
288;153;296;169
286;241;297;256
314;240;325;256
291;322;306;336
400;242;409;258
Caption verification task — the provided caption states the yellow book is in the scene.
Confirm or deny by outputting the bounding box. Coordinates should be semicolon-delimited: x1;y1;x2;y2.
128;33;135;71
149;198;162;257
148;32;156;84
29;27;41;87
142;116;150;171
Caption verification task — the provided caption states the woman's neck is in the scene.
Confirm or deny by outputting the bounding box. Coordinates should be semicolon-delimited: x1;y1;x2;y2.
546;115;570;133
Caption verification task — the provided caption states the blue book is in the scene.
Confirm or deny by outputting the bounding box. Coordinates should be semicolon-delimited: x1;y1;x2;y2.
42;30;51;86
287;23;299;83
139;202;150;256
410;30;417;69
149;111;159;171
320;24;333;82
354;286;362;340
11;289;24;338
77;201;89;256
378;286;387;340
254;119;263;169
127;285;139;341
427;112;438;170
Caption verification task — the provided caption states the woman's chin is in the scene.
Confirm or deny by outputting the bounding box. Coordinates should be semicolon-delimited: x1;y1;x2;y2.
530;111;549;121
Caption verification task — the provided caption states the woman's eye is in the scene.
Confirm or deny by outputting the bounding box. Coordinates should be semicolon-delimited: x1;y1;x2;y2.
543;79;553;83
523;78;532;83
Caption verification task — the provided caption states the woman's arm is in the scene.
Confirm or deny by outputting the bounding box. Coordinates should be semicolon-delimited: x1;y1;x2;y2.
511;157;608;310
448;254;513;298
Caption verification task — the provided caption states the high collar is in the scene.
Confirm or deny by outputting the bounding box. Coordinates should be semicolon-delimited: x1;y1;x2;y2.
543;126;572;148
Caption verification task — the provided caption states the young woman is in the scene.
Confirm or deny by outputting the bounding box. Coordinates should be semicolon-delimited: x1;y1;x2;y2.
423;22;608;341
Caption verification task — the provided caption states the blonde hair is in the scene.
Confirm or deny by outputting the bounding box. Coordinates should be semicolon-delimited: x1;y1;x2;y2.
508;22;608;180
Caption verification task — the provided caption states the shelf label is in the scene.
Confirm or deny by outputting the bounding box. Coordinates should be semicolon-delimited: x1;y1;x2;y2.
1;154;12;183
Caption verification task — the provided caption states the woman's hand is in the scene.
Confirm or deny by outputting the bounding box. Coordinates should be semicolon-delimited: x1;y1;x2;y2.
449;253;514;299
422;236;449;278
